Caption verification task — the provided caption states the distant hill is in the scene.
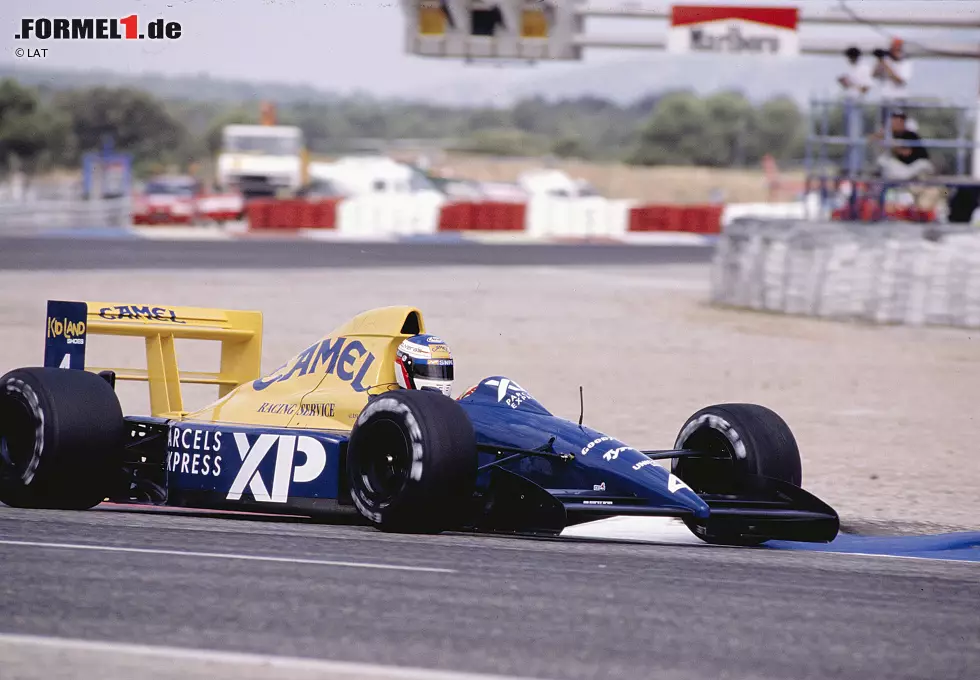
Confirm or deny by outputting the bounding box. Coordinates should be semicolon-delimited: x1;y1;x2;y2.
4;53;974;112
0;65;344;104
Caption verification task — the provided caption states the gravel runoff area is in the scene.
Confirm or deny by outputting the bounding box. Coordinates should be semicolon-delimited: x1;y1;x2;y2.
1;264;977;532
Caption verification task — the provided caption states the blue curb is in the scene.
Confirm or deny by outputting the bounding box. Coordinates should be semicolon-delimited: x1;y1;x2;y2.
768;531;980;562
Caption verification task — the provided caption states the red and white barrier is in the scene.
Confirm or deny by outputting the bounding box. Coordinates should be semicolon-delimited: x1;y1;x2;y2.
239;195;740;240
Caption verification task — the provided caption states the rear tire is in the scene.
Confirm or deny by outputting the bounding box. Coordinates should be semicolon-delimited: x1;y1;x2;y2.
0;367;124;510
346;390;477;533
672;403;802;546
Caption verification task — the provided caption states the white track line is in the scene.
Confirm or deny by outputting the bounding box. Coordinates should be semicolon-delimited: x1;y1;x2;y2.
0;633;540;680
0;540;454;574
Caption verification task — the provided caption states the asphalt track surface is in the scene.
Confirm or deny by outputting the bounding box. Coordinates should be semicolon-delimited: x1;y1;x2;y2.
3;234;977;679
0;235;713;270
1;506;978;680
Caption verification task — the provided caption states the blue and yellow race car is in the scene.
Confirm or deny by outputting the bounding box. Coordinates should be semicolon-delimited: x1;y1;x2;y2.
0;301;839;545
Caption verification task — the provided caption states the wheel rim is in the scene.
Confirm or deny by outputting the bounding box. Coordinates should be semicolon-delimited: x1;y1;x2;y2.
0;392;39;483
675;427;737;495
352;418;413;507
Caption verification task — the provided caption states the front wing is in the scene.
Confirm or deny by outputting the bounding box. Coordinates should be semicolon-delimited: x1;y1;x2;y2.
471;444;839;543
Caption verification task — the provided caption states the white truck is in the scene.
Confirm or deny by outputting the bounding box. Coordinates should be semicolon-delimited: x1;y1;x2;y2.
216;124;308;198
307;156;442;198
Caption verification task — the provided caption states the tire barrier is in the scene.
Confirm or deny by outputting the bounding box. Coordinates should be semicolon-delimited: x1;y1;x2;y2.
711;219;980;329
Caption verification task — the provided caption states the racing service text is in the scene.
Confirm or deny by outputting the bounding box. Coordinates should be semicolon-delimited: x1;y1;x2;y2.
257;402;337;417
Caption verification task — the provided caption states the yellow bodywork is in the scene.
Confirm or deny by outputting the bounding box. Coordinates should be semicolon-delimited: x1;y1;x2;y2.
80;302;424;431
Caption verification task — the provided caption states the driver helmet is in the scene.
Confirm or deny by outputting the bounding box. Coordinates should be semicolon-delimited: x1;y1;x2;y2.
394;334;454;397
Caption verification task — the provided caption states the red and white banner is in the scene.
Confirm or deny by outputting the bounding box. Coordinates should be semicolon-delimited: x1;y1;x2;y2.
667;5;799;57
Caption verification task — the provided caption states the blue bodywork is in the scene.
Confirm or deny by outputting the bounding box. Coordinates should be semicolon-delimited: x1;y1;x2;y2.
457;377;710;523
151;375;837;542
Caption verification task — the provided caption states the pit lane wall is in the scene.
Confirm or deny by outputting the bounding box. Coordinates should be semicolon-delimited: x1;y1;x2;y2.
711;219;980;329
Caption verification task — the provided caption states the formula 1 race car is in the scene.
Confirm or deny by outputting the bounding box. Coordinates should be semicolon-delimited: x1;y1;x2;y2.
0;301;839;545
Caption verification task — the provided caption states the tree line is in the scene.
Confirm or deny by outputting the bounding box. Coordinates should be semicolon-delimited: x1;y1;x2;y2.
0;75;961;179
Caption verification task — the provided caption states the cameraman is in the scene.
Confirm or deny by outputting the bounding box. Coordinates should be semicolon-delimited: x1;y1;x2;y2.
838;46;871;98
873;38;912;106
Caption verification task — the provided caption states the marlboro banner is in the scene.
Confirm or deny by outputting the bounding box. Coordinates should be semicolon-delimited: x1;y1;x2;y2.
668;5;800;57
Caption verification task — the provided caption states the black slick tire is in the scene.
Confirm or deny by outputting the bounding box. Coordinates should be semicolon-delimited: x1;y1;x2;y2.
0;367;124;510
672;403;802;546
346;389;477;533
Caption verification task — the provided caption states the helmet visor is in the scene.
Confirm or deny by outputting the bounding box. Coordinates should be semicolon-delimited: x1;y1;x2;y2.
413;360;454;381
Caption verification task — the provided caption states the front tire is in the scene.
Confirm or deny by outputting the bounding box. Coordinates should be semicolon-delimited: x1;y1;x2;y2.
346;390;477;533
0;367;124;510
672;403;802;546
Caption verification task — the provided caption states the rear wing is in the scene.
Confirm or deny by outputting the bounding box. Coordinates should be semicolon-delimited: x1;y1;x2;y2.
43;300;263;418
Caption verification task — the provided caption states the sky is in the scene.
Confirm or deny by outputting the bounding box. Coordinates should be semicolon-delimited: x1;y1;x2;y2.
1;0;978;105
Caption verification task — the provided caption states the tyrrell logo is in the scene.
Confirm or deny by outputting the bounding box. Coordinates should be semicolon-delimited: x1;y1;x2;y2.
227;433;327;503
